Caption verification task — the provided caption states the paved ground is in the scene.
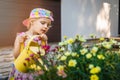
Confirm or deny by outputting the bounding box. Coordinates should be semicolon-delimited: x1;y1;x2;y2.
0;47;14;80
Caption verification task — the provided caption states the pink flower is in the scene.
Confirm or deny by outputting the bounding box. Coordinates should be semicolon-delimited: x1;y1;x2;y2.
51;46;59;52
55;46;59;50
33;37;42;45
33;37;40;42
57;70;67;78
25;58;30;62
37;70;44;75
42;45;50;52
51;48;56;52
30;53;34;58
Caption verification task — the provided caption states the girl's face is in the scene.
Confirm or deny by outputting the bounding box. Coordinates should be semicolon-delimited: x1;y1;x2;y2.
30;18;52;35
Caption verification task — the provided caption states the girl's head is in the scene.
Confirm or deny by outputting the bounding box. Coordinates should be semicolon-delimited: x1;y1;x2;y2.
23;8;54;34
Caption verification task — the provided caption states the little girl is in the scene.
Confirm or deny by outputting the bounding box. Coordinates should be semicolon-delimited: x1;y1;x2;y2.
8;8;54;80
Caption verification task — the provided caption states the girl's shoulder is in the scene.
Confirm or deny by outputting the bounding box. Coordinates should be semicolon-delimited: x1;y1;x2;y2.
16;32;26;36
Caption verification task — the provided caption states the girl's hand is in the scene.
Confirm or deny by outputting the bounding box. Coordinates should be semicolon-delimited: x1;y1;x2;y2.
40;34;48;41
35;34;48;41
16;33;27;43
33;34;48;45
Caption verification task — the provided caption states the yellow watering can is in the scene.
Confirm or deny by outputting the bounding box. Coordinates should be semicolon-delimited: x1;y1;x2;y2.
14;35;45;73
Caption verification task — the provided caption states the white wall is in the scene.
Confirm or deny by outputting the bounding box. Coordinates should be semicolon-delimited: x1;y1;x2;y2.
61;0;119;39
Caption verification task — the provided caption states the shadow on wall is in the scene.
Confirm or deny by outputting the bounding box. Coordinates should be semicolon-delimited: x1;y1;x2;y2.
96;2;111;38
77;0;118;38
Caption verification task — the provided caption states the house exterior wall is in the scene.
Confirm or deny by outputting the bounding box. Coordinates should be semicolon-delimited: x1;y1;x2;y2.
0;0;61;47
61;0;119;39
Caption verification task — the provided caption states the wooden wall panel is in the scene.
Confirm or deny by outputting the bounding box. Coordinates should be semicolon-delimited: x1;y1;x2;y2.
0;0;61;47
118;1;120;37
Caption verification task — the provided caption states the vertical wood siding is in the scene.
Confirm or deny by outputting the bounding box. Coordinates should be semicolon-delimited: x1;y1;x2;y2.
0;0;61;47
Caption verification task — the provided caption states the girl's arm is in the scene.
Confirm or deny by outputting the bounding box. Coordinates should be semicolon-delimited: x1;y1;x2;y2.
13;35;21;59
13;33;27;59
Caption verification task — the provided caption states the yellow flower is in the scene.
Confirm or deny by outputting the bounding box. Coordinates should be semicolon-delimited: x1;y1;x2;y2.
102;42;111;49
99;37;104;41
30;64;41;71
90;74;99;80
58;42;64;46
86;53;92;59
109;39;117;44
63;35;67;40
56;54;61;59
91;47;98;56
90;66;101;74
57;65;64;71
71;52;77;57
67;38;74;44
59;47;65;51
76;54;79;57
80;48;88;55
60;56;67;61
118;50;120;54
58;41;67;46
96;66;101;72
89;64;94;69
79;36;86;42
36;66;42;70
104;44;111;49
68;59;77;67
97;54;105;60
65;52;71;56
90;34;96;38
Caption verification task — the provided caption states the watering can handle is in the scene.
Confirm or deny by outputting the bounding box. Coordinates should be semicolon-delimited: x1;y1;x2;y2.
26;35;39;48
